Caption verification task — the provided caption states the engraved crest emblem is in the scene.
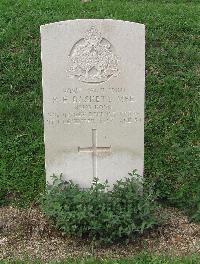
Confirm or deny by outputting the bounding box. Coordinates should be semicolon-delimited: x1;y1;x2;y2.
66;27;120;83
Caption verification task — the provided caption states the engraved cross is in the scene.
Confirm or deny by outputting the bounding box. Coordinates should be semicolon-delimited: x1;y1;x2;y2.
78;129;111;178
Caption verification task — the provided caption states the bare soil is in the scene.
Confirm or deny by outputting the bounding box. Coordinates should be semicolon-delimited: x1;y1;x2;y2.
0;206;200;262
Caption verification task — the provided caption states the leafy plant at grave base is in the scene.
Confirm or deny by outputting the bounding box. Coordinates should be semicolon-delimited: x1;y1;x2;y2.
191;206;200;223
190;183;200;222
40;170;158;244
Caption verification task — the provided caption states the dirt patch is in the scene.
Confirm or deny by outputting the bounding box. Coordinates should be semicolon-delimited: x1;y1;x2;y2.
0;206;200;262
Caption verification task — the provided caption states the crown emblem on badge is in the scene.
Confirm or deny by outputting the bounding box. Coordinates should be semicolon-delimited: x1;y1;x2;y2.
66;26;120;83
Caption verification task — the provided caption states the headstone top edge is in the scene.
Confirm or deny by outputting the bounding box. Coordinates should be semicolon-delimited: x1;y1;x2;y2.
40;19;145;32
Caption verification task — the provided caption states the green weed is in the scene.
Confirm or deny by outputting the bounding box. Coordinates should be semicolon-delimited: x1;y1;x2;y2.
40;172;158;244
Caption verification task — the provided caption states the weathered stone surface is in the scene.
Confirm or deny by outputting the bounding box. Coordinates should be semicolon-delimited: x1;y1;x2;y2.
41;19;145;187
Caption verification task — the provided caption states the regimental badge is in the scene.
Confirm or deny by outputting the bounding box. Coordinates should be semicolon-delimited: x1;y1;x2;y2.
66;26;120;84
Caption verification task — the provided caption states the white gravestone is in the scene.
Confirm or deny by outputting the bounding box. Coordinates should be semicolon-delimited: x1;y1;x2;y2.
41;19;145;188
